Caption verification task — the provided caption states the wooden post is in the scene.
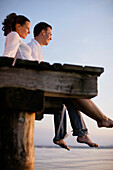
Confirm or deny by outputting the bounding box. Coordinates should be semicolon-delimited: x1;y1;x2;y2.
0;87;44;170
0;111;35;170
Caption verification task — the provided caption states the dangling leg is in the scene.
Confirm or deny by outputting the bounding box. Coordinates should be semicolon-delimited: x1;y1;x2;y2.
53;105;70;151
64;100;98;147
71;99;113;128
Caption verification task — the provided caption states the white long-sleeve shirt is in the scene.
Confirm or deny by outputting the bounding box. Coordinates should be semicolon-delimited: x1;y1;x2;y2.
28;39;44;63
3;31;33;62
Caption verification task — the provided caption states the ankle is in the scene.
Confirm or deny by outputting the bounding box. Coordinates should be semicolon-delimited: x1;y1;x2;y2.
97;115;108;122
77;135;85;140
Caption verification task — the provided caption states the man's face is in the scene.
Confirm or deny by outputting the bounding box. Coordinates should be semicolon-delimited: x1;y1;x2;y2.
43;27;52;45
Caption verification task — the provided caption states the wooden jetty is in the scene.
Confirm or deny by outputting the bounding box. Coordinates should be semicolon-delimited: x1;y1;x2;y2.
0;57;104;170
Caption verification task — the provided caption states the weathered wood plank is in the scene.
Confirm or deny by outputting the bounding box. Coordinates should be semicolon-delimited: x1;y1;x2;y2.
35;97;64;120
0;87;44;112
43;97;63;114
63;63;84;72
45;97;63;110
0;57;104;74
84;66;104;76
0;67;98;98
0;56;13;66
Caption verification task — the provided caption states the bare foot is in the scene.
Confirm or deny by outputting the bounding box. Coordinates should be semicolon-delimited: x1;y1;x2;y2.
77;135;98;147
97;118;113;128
53;139;70;151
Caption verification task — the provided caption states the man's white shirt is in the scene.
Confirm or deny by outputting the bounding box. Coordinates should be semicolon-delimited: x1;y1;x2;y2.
28;39;44;63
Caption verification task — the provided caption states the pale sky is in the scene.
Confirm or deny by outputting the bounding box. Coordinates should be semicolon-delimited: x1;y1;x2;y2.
0;0;113;146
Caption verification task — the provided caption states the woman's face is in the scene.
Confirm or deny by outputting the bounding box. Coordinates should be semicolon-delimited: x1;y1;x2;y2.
16;21;31;39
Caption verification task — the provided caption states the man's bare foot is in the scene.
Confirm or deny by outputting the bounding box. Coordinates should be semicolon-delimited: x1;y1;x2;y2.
97;118;113;128
77;135;98;147
53;139;70;151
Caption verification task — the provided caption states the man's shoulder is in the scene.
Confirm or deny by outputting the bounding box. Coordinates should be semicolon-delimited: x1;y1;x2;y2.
28;39;38;47
28;39;40;52
27;39;34;46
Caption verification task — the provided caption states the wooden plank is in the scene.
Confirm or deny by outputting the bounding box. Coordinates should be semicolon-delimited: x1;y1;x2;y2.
44;97;63;110
0;56;13;66
63;63;83;72
0;57;104;75
43;97;63;114
84;66;104;76
35;97;63;120
0;87;44;112
0;67;98;98
14;58;40;69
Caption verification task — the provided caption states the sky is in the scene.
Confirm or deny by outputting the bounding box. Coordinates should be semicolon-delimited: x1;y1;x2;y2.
0;0;113;146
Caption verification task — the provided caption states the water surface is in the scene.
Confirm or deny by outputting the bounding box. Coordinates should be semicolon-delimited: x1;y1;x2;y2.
35;147;113;170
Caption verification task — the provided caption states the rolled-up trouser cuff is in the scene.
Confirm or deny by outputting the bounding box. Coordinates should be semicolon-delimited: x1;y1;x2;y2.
72;128;88;137
53;132;69;141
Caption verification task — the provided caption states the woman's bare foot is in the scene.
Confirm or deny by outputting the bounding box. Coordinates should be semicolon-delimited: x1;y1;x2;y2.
97;118;113;128
53;139;70;151
77;135;98;147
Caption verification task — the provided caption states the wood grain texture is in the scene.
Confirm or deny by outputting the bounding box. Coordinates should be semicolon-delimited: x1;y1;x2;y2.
0;67;98;98
0;87;44;112
0;111;35;170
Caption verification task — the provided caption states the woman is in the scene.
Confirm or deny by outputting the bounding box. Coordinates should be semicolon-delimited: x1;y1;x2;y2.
2;13;32;64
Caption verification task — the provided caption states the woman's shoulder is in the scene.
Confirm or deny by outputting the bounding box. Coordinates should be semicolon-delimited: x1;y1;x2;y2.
7;31;20;40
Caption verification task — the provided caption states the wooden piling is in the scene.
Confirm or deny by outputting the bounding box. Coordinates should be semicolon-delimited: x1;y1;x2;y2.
0;111;35;170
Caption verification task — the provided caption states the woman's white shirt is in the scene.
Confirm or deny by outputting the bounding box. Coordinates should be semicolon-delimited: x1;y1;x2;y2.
3;31;32;61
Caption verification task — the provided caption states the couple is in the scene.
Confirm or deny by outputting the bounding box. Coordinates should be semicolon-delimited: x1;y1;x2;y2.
2;13;113;151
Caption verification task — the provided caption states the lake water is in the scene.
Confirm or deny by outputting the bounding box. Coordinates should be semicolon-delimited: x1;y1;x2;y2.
35;147;113;170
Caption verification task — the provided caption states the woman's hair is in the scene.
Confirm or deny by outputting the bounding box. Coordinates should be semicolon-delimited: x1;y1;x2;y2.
33;22;52;37
2;13;30;36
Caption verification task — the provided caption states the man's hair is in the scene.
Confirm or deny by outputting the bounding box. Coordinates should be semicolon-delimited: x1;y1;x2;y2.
33;22;52;37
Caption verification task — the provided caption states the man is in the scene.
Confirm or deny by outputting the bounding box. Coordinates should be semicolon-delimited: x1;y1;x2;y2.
28;22;98;150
